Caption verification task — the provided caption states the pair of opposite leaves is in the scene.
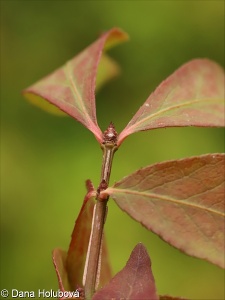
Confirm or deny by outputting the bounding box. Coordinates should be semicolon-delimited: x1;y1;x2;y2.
24;28;225;298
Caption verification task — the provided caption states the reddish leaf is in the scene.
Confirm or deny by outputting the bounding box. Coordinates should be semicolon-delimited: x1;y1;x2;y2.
92;243;158;300
98;233;112;289
160;296;188;300
52;248;72;291
23;28;128;143
103;154;225;268
118;59;225;145
66;181;112;290
52;249;84;299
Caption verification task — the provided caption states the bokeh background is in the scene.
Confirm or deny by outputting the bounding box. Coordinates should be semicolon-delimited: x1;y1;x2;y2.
1;1;224;299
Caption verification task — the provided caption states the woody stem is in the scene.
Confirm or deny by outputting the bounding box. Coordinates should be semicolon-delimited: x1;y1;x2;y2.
84;124;118;299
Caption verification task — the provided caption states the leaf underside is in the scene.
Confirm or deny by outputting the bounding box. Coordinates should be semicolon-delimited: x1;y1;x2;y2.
66;186;112;290
92;243;158;300
118;59;225;145
23;28;128;143
104;153;225;268
52;248;72;292
160;296;188;300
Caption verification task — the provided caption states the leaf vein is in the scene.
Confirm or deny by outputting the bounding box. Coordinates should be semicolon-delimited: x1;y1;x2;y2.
111;188;224;217
129;98;222;131
64;62;92;126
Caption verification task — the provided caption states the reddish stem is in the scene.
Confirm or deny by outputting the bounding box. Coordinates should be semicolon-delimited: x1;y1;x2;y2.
84;123;118;299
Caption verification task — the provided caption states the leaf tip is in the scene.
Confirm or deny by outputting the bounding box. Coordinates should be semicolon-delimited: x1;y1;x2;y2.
104;27;129;50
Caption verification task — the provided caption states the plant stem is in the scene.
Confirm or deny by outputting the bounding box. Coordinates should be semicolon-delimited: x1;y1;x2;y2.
84;199;107;299
84;123;118;299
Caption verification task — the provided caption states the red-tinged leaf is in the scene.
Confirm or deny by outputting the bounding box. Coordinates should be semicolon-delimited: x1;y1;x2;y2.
92;243;158;300
66;192;95;289
99;233;112;289
52;249;84;299
160;296;188;300
103;154;225;268
118;59;225;145
52;248;72;292
23;28;128;143
66;181;112;290
23;53;120;118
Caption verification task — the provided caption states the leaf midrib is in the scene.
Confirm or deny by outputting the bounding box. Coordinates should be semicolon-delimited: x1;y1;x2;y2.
108;187;224;217
128;97;222;130
64;62;93;126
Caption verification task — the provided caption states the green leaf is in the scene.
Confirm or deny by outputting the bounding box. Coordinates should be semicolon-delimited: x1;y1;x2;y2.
103;154;225;268
95;53;121;91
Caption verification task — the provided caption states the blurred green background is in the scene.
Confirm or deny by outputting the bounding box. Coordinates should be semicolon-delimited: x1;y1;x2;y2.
1;1;224;299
